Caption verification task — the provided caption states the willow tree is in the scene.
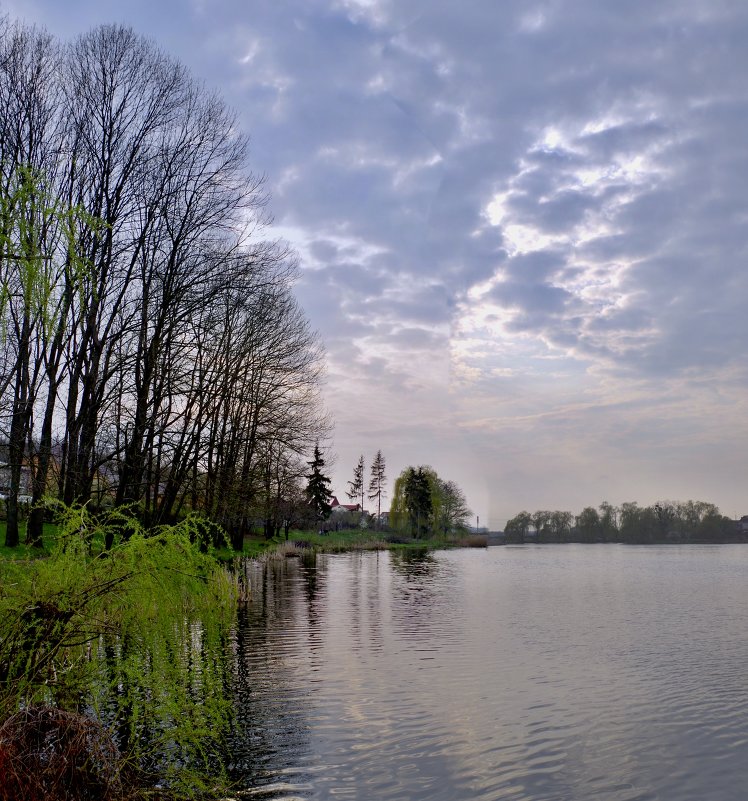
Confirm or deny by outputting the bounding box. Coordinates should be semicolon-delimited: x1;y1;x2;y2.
0;166;99;547
389;466;435;537
0;22;61;546
389;465;470;538
432;478;471;536
0;505;238;795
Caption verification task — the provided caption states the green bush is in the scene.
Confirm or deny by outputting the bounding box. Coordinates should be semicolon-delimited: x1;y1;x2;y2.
0;503;238;798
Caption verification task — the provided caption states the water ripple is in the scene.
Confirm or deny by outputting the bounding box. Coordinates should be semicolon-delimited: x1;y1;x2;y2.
229;546;748;800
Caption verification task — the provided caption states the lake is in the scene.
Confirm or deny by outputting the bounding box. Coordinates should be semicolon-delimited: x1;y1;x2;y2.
228;545;748;800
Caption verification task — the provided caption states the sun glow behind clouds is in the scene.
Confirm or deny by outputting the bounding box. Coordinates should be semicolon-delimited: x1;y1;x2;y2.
484;192;560;255
453;113;673;395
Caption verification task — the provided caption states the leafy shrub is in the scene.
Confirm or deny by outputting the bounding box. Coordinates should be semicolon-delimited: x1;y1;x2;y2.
0;504;239;798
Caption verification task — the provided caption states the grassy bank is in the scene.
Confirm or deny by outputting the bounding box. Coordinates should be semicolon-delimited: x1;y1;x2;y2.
0;521;59;559
250;528;488;559
1;520;487;564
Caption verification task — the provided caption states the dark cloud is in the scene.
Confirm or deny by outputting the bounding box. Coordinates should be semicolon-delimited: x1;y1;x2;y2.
502;251;566;283
491;280;573;316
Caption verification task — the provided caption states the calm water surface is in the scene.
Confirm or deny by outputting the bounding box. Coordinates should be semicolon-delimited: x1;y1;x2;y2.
228;546;748;800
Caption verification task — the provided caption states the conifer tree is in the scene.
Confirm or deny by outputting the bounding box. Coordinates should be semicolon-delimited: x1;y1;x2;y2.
306;444;333;521
404;466;432;537
346;455;365;510
368;450;387;524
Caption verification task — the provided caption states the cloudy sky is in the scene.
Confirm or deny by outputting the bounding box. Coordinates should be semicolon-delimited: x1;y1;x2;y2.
11;0;748;527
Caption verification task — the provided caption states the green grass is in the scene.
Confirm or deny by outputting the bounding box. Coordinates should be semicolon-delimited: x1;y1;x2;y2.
0;519;487;563
292;528;386;547
279;527;487;554
212;536;276;562
0;521;59;559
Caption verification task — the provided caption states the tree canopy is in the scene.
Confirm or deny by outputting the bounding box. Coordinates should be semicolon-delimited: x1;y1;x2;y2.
390;465;471;538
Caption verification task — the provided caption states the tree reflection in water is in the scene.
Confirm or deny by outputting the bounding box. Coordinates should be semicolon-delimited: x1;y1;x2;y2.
227;557;318;789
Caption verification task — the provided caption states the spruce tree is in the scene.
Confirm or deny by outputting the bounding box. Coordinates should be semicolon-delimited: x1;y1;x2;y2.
306;444;333;521
346;455;365;510
404;467;433;537
368;450;387;524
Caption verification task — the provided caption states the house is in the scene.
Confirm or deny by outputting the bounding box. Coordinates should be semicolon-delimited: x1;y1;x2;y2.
337;503;364;513
0;461;33;499
331;495;365;514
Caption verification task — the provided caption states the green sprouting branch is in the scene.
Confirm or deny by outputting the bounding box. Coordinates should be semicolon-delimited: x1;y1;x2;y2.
0;502;239;796
0;163;106;344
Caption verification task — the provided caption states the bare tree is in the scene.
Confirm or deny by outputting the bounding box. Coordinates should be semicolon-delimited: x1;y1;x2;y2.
0;20;330;548
0;21;62;545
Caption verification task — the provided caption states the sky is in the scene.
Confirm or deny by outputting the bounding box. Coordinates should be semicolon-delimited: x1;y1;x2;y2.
9;0;748;528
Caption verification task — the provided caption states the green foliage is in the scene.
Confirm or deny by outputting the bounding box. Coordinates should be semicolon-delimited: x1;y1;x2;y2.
0;164;105;549
431;478;471;536
287;529;388;553
575;507;601;542
0;504;238;797
0;164;101;342
390;465;471;538
390;466;432;536
389;472;408;532
504;511;532;543
285;528;475;554
405;467;433;537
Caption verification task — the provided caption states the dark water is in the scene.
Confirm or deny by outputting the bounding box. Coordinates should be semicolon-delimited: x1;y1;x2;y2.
228;545;748;800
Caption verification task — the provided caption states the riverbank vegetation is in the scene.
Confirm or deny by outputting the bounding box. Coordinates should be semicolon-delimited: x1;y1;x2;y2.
0;505;238;799
269;528;488;557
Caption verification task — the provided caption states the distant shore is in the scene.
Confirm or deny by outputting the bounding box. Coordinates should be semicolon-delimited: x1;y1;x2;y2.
487;533;748;546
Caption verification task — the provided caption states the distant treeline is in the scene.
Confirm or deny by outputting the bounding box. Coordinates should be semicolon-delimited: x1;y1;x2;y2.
504;501;745;544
